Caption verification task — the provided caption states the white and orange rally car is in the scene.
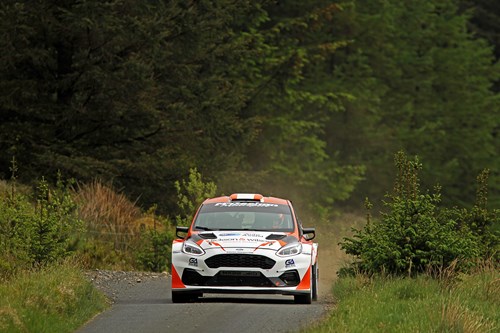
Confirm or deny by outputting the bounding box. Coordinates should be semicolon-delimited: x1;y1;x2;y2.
171;193;318;304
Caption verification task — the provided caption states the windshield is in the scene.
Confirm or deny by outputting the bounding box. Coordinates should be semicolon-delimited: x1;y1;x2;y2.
193;202;295;232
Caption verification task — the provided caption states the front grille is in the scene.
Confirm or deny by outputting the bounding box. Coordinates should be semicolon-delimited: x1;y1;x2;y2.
205;254;276;269
182;269;209;286
182;269;274;287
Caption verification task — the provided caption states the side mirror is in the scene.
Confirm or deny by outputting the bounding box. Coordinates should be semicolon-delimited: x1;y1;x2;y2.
176;226;189;239
302;227;316;241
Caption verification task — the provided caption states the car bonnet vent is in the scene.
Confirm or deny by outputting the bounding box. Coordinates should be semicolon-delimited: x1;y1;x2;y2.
266;234;286;240
199;232;217;239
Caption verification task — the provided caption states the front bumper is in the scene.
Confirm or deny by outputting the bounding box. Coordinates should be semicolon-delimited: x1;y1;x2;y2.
171;247;312;296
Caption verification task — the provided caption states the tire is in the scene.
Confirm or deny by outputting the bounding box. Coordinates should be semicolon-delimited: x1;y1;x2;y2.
294;266;313;304
312;263;319;301
294;293;312;304
171;291;200;303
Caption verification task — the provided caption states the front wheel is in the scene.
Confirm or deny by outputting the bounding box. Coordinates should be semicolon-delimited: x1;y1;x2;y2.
294;293;312;304
171;291;200;303
312;263;319;301
294;266;314;304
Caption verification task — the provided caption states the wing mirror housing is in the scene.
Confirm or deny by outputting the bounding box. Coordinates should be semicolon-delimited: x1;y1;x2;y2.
302;227;316;241
176;226;189;239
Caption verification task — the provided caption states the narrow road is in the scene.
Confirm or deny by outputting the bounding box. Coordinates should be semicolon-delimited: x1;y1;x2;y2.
76;275;328;333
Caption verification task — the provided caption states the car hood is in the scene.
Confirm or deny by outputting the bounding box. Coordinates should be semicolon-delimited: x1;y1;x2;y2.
190;231;298;252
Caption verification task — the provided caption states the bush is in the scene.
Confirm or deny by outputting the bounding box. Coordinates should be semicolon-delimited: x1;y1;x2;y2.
30;176;83;265
339;151;493;276
0;171;82;277
174;167;217;226
0;186;34;275
135;207;175;272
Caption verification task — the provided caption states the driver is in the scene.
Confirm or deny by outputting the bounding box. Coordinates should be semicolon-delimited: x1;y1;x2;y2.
272;214;285;229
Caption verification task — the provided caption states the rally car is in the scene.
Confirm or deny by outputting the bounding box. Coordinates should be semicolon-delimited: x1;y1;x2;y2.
171;193;318;304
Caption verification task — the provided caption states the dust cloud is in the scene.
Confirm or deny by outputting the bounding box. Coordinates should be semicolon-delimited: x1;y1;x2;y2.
313;213;366;299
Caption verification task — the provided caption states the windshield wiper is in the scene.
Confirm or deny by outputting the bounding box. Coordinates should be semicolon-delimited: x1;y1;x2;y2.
195;226;213;231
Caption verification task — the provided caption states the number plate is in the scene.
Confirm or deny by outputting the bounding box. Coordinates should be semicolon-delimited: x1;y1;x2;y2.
219;271;260;277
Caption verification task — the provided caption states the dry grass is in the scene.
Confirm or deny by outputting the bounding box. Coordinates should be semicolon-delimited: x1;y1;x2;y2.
0;179;31;199
440;301;496;333
0;307;25;332
74;180;142;250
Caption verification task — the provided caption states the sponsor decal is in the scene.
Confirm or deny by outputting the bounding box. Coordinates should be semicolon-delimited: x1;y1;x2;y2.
227;248;251;254
214;202;278;208
241;233;265;238
188;258;198;267
285;259;295;268
253;241;275;252
214;237;264;242
219;233;241;237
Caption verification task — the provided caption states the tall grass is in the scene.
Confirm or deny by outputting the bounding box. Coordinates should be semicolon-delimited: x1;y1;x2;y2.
306;265;499;332
75;180;142;245
0;260;107;333
74;180;143;269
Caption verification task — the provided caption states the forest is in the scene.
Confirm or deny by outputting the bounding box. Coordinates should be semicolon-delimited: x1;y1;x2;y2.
1;0;499;217
0;2;499;331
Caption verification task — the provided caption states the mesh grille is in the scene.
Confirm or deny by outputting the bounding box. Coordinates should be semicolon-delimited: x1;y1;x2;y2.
205;254;276;269
181;269;274;287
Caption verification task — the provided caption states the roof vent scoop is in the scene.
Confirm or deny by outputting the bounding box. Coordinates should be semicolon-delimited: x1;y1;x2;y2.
229;193;264;202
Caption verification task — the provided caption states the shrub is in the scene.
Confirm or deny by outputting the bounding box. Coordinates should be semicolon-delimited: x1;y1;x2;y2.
0;172;82;277
174;167;217;226
340;151;487;276
29;176;82;265
450;169;499;260
133;205;174;272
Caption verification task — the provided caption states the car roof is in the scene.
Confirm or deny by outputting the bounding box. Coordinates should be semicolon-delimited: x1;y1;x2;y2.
202;193;290;205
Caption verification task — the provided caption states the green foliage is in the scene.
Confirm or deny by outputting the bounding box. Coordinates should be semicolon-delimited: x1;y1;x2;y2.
327;0;500;208
465;0;500;65
306;268;500;332
30;175;82;265
0;0;498;218
75;241;134;271
340;151;487;275
0;171;81;276
0;186;33;274
0;0;263;211
226;1;365;214
135;207;175;272
0;261;108;333
440;169;500;260
174;168;217;226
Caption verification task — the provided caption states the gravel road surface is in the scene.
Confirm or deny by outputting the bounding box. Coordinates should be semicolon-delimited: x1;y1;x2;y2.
76;270;329;333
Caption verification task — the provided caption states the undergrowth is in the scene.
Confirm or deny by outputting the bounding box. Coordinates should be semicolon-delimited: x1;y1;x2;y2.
0;260;108;333
306;263;499;333
340;151;499;276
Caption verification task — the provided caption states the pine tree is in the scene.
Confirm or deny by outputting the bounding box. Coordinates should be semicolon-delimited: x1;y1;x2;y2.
0;1;263;209
325;0;500;207
220;0;365;214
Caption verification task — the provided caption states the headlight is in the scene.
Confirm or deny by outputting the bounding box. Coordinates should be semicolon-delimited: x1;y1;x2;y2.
182;241;205;256
276;242;302;257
